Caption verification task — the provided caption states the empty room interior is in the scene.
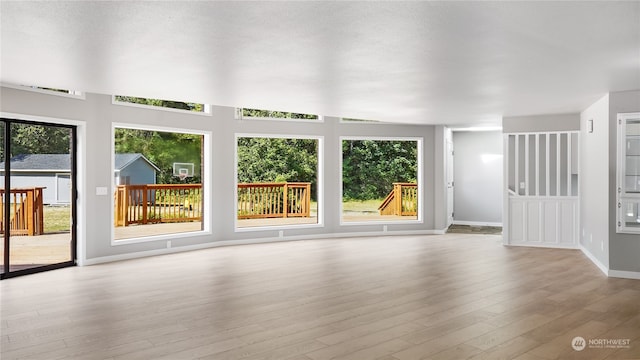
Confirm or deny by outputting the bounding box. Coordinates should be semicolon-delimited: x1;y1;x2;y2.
1;1;639;360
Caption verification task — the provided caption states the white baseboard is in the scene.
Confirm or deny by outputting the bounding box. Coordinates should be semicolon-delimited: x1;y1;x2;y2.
83;229;444;266
579;245;609;276
505;242;579;250
453;221;502;227
608;269;640;280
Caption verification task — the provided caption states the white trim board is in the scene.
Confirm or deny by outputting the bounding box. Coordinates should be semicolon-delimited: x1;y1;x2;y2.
83;229;444;266
608;270;640;280
579;244;609;276
579;245;640;279
452;221;502;227
505;243;579;250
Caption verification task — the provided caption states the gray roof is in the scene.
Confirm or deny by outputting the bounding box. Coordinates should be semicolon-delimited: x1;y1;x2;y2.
1;154;70;171
0;153;159;172
113;153;161;172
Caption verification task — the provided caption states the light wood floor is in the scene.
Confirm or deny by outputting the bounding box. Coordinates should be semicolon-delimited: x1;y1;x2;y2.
1;233;639;360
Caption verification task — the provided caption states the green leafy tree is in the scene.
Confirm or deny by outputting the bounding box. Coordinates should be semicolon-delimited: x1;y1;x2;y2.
2;124;71;159
115;96;204;112
342;140;417;200
114;128;202;184
241;108;317;120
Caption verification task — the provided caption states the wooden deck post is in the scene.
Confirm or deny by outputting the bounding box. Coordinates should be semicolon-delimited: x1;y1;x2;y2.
24;190;33;236
142;186;148;224
394;183;401;216
305;183;311;217
283;183;288;218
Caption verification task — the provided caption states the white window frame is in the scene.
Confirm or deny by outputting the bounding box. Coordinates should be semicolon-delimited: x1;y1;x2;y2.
235;108;323;123
339;136;423;226
234;133;324;232
112;96;212;116
1;83;85;99
617;112;640;234
111;123;212;245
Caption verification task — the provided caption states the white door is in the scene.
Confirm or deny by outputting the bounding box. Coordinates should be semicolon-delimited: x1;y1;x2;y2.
446;139;454;226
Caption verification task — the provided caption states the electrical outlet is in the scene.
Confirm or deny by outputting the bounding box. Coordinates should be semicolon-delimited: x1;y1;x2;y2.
601;240;604;251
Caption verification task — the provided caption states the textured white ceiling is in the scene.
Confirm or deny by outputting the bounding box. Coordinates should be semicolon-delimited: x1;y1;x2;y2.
1;1;639;126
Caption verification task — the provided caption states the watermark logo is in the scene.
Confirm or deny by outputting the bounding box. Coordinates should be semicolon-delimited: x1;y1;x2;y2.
572;336;586;351
571;336;631;351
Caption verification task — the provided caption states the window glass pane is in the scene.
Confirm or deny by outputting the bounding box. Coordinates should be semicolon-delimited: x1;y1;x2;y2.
625;119;640;193
239;108;318;120
342;139;418;223
113;127;204;240
115;96;206;113
6;123;73;271
621;200;640;229
236;137;319;228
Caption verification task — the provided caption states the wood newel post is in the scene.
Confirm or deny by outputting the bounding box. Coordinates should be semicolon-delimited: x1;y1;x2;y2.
305;183;311;217
26;189;34;236
142;185;148;224
394;183;401;216
123;186;130;226
36;188;44;235
283;183;288;218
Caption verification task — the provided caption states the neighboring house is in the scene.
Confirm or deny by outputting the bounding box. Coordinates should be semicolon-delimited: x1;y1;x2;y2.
0;153;159;205
113;153;160;186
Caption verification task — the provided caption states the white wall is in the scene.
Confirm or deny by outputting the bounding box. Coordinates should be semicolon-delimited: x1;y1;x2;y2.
0;86;446;264
580;94;609;270
452;131;503;225
502;113;580;133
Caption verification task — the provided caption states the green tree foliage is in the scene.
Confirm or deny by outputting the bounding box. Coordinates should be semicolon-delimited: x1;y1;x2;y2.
2;124;71;159
115;96;204;112
237;137;318;199
114;128;202;184
241;108;318;120
342;140;417;200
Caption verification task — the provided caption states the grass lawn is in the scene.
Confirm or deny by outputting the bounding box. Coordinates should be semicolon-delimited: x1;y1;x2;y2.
342;199;383;214
43;206;71;233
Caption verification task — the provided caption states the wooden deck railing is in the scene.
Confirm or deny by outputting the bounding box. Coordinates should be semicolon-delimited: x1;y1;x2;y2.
238;182;311;219
0;187;45;236
114;184;203;227
378;183;418;216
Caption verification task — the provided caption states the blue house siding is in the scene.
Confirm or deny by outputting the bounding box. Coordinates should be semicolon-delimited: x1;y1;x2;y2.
0;173;67;205
115;157;157;185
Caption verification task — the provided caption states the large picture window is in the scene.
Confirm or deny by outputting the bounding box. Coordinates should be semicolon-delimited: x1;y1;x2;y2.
112;125;209;242
341;137;421;224
236;135;321;229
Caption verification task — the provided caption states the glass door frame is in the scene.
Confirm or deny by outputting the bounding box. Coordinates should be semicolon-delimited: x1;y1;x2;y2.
1;117;77;279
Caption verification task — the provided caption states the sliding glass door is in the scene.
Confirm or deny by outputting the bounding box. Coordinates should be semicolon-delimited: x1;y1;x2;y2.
1;118;76;279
